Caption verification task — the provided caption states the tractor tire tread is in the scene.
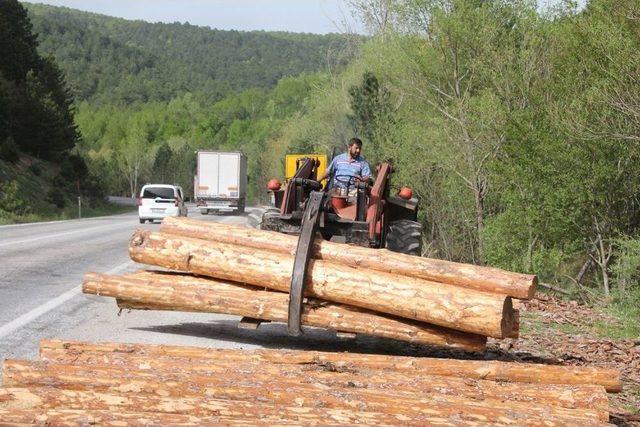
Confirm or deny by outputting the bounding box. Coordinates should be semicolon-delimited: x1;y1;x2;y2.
385;219;423;256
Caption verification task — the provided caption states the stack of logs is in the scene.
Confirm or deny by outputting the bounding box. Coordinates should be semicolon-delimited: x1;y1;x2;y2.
82;217;541;351
0;339;621;425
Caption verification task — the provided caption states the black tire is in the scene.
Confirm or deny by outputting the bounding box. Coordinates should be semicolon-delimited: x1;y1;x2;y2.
139;219;145;224
260;209;283;231
385;219;423;256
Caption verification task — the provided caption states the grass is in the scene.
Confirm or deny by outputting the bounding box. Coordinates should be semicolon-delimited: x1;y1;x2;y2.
595;292;640;340
521;290;640;340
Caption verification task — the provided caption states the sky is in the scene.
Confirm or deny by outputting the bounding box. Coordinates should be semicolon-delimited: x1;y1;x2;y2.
27;0;365;35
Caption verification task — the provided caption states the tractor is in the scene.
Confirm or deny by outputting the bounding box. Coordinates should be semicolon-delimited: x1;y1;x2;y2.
257;154;423;256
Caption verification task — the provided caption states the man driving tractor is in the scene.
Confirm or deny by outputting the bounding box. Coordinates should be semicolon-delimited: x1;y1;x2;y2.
319;137;371;194
261;135;422;255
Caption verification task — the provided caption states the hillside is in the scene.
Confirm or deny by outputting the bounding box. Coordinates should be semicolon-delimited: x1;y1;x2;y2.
0;155;133;224
23;2;357;104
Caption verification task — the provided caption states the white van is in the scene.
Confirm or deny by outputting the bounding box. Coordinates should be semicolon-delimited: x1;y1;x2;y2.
138;184;188;224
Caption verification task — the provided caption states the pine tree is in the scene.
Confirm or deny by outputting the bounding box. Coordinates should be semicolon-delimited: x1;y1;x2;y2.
0;0;78;160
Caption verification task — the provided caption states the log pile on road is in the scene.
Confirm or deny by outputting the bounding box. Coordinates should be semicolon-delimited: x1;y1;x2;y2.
43;217;618;423
0;339;621;425
82;217;540;349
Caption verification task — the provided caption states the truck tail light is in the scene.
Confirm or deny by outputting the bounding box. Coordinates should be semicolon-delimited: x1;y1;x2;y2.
136;197;142;206
174;198;180;207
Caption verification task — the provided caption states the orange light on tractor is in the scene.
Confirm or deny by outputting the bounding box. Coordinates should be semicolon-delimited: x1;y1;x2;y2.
398;187;413;200
267;178;281;191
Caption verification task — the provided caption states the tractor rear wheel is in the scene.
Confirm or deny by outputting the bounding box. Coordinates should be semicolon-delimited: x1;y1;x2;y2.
248;206;281;229
385;219;423;256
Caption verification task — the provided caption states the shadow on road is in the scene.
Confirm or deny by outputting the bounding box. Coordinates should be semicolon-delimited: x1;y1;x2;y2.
131;320;442;357
131;319;561;364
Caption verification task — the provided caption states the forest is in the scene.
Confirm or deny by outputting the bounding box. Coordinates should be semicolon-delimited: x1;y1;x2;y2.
1;0;639;305
25;2;357;104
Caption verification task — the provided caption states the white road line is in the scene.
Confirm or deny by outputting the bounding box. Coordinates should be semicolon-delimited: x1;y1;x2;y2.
0;222;131;248
0;260;134;340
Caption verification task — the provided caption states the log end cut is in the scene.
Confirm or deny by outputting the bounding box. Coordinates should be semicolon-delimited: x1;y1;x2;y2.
501;297;518;339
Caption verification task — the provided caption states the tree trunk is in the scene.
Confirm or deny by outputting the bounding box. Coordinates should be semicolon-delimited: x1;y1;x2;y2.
132;163;138;199
82;271;486;352
0;387;607;426
129;230;517;338
3;359;610;418
575;258;593;284
591;218;612;296
474;181;485;264
161;217;537;299
39;340;622;392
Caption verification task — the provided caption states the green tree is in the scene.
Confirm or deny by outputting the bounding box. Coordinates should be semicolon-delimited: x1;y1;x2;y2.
0;0;78;161
348;71;395;164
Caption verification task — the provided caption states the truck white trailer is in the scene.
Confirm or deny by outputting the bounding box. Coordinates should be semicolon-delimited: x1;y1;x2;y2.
194;151;247;215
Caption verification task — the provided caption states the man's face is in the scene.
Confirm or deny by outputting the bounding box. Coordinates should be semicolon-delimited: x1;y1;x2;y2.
349;143;362;158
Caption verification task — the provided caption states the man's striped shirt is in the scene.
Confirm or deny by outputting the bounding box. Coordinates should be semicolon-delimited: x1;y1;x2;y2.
327;153;371;189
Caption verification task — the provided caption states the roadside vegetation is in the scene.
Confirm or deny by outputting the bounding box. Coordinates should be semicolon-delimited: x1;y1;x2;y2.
269;0;640;323
0;156;134;225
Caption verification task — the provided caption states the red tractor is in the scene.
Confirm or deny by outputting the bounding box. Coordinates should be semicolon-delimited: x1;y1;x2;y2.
259;157;423;256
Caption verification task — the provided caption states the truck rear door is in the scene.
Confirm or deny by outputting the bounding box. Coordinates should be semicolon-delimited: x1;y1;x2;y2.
198;152;220;197
219;153;240;199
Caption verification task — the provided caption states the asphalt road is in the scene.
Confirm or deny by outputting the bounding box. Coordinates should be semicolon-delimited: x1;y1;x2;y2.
0;208;418;367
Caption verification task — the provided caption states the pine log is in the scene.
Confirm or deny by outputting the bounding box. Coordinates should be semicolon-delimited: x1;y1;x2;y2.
129;230;517;338
82;271;485;351
0;409;513;427
0;387;608;426
162;217;537;299
3;359;610;416
0;409;232;426
39;339;623;392
0;387;417;425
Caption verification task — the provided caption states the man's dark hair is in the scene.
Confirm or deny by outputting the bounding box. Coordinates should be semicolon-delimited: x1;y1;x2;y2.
348;137;363;147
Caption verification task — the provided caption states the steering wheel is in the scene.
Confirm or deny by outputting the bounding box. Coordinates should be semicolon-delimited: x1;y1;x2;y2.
333;174;358;190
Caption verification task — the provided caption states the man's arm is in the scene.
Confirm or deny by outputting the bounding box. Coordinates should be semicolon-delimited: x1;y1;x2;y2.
357;161;372;182
319;158;336;181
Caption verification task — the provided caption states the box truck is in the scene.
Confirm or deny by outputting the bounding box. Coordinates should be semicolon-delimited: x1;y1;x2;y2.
194;151;247;214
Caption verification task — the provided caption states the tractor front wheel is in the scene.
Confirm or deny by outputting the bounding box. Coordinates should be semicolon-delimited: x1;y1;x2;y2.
385;219;423;256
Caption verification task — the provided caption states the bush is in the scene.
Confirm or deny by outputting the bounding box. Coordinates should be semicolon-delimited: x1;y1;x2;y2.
28;161;42;176
0;137;20;163
611;236;640;294
0;180;26;214
82;174;106;202
46;187;66;208
60;154;88;183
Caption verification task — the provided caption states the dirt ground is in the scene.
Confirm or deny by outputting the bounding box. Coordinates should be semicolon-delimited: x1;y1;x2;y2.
487;295;640;425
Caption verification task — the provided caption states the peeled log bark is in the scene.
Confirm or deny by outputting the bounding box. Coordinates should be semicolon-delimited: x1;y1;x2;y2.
0;387;608;426
0;409;226;426
0;410;514;427
129;230;516;338
3;359;610;416
162;217;537;299
82;271;485;352
39;340;622;392
0;387;414;426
